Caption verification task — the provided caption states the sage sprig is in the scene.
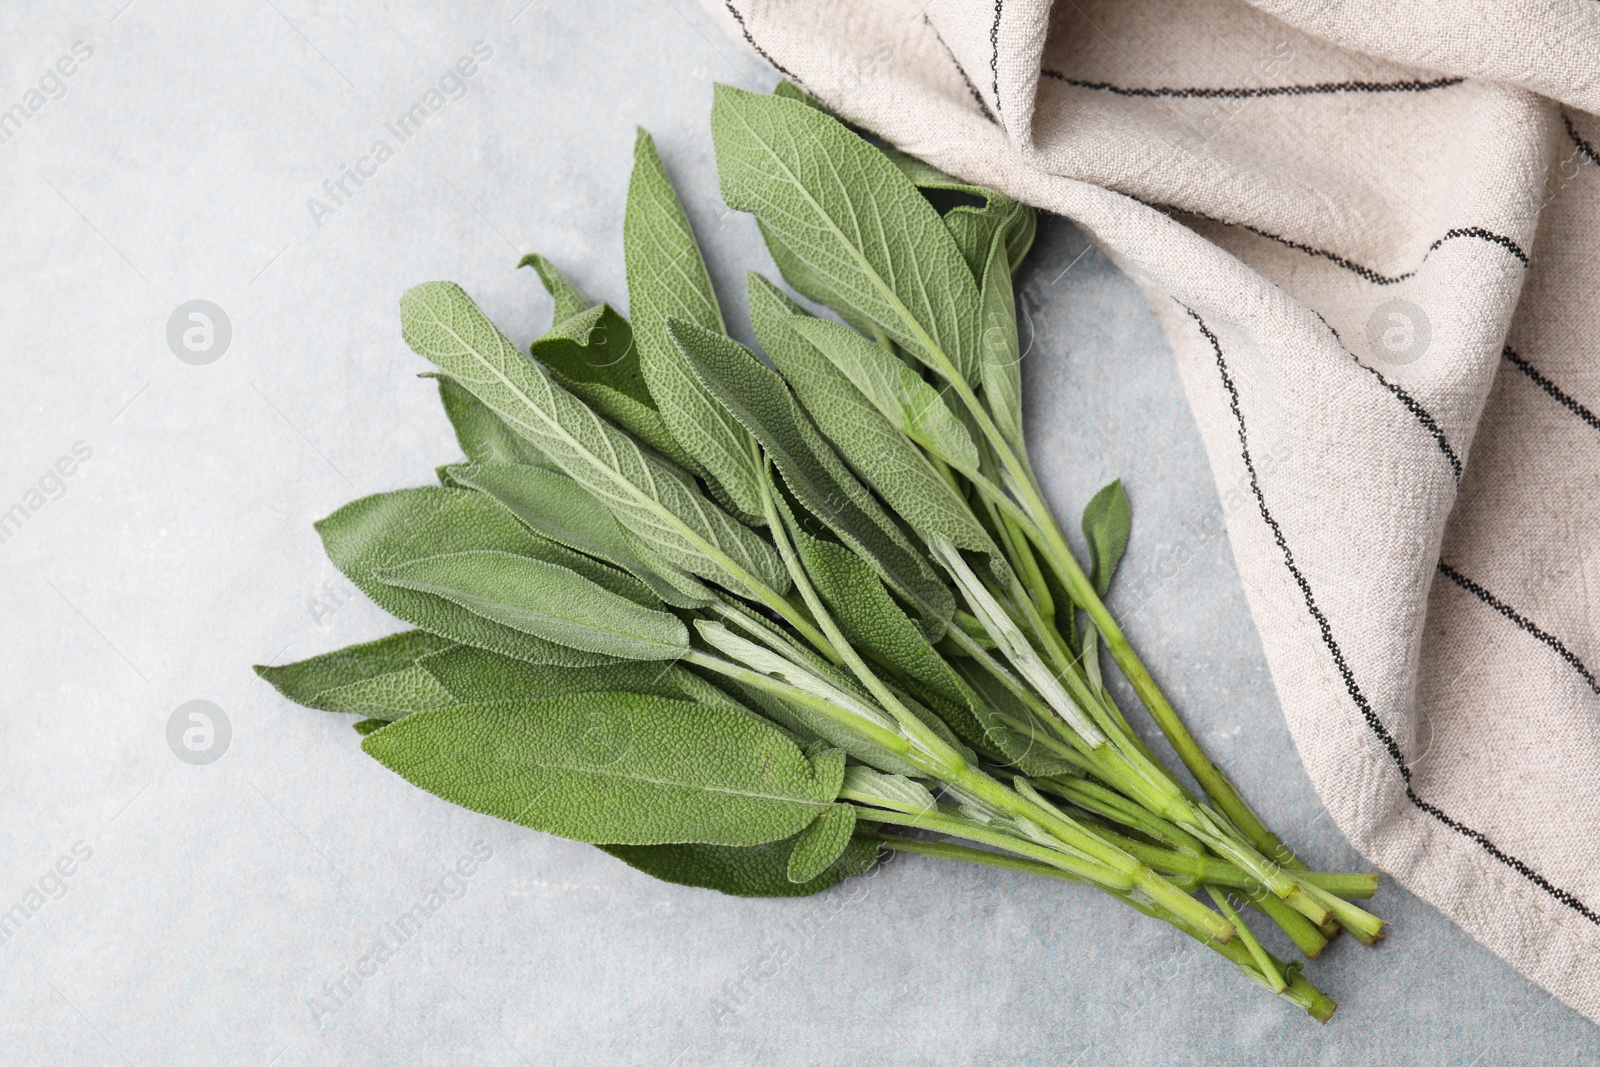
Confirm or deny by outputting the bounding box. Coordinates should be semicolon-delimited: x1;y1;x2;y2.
257;81;1383;1022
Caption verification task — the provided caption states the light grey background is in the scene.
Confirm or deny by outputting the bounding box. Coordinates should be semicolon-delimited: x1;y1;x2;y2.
0;1;1593;1063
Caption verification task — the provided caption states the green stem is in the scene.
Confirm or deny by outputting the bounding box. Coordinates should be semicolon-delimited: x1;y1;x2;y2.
1009;483;1304;871
1246;886;1330;959
869;834;1336;1022
1207;886;1285;993
682;649;911;757
960;772;1234;943
760;468;967;778
855;807;1134;891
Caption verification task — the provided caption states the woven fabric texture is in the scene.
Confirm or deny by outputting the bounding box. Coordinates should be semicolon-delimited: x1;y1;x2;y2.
710;0;1600;1018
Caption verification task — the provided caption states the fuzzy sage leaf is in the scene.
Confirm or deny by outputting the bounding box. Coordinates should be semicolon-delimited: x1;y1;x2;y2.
363;693;843;846
399;280;789;598
378;550;689;661
625;128;765;520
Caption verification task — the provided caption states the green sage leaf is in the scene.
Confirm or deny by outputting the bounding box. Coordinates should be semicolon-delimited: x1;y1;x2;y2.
786;315;979;470
433;374;549;468
527;303;699;470
362;693;843;846
519;252;590;325
318;487;616;667
378;550;687;661
788;803;857;882
254;630;458;716
749;275;995;559
1082;479;1132;597
712;84;981;383
444;462;712;609
667;316;953;627
839;764;938;814
398;281;788;597
625;127;764;521
419;644;684;703
599;832;877;897
977;227;1023;452
879;146;1036;279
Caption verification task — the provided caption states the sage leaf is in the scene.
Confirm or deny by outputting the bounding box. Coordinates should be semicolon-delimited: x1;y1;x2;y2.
1082;479;1132;598
788;803;857;882
519;252;590;325
420;644;687;703
399;281;789;597
839;764;938;814
977;227;1023;452
254;629;457;716
433;374;549;468
667;316;953;627
878;146;1036;280
786;316;979;470
353;718;388;736
362;693;843;846
788;529;979;756
756;219;877;336
318;487;616;666
712;84;981;383
749;275;995;559
625;128;764;521
443;461;711;609
378;550;688;661
528;303;699;470
532;305;647;402
599;832;878;897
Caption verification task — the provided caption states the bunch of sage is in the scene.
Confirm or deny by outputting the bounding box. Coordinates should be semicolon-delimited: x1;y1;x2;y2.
257;81;1381;1021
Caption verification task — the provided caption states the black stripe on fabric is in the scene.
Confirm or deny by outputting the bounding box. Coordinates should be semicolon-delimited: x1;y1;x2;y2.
1438;561;1600;697
1359;363;1463;480
1432;227;1529;267
926;15;997;124
989;0;1004;115
1403;787;1600;923
1306;309;1462;481
1042;71;1465;99
723;0;800;83
1144;201;1528;285
1186;304;1600;927
1505;346;1600;436
1567;111;1600;168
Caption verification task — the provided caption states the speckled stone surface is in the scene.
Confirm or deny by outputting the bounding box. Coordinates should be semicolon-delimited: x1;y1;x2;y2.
1;1;1594;1063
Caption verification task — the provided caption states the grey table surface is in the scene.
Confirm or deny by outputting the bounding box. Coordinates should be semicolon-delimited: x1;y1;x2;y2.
1;1;1594;1063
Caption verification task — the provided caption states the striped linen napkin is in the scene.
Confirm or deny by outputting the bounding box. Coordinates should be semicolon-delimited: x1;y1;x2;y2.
708;0;1600;1019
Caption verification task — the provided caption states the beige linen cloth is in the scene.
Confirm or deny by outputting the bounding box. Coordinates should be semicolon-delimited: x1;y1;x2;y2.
705;0;1600;1019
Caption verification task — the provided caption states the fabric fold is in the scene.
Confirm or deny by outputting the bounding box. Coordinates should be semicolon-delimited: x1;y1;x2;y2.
708;0;1600;1020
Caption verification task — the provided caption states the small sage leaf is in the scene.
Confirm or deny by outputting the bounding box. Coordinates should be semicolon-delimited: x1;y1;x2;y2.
839;764;938;815
519;253;590;325
318;488;617;667
977;228;1023;452
1082;479;1132;598
788;803;857;882
254;630;457;717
